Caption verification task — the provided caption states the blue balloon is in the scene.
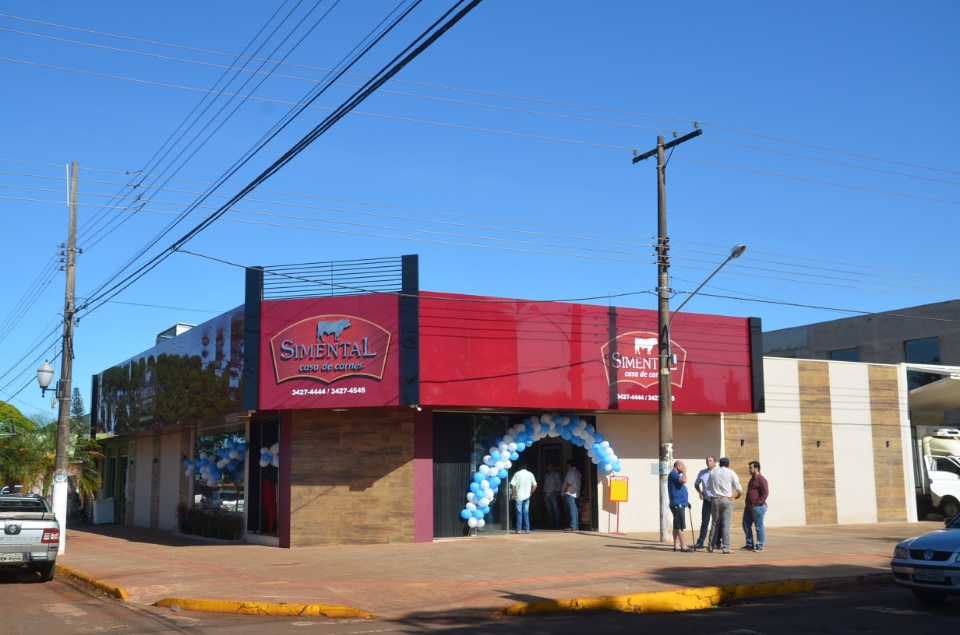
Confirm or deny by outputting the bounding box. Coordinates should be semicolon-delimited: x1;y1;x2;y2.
516;442;526;452
261;452;272;463
613;461;622;472
460;509;472;520
489;476;501;487
498;469;508;479
510;451;519;460
585;424;595;434
470;482;481;493
594;433;604;443
473;510;484;519
473;472;485;483
481;506;491;514
569;416;580;427
491;450;501;461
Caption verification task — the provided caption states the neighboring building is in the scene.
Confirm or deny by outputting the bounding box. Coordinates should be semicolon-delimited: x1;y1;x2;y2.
90;255;921;548
763;299;960;424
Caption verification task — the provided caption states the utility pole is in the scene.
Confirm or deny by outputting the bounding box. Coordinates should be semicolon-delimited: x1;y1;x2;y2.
633;130;701;542
52;161;78;554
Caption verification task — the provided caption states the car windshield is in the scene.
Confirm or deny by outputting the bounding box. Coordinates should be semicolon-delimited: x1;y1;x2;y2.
949;514;960;530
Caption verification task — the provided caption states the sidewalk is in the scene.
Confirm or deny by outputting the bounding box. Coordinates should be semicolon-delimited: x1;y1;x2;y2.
55;521;920;620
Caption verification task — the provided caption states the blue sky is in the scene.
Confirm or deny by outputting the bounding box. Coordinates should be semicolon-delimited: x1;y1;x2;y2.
1;1;958;421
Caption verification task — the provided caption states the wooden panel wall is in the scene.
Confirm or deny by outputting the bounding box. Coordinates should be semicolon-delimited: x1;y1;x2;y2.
798;361;838;524
723;413;759;481
289;408;415;546
868;365;908;521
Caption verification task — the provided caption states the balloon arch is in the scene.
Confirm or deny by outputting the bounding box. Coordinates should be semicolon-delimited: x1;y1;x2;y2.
459;413;622;528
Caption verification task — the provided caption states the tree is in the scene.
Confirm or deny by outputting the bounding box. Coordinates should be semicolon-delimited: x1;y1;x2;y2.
0;401;42;491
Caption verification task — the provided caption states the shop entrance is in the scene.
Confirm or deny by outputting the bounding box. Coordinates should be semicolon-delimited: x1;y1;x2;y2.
432;412;598;538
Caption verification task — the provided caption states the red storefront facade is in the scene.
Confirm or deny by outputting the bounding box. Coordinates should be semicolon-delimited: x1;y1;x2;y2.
94;256;762;546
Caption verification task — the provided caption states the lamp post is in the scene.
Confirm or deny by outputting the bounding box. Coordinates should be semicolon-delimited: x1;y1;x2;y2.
35;161;78;555
657;244;745;542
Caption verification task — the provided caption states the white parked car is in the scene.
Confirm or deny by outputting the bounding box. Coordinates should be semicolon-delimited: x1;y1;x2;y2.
891;514;960;603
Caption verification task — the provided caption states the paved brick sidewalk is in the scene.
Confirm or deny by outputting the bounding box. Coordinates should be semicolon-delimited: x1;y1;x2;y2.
56;521;921;619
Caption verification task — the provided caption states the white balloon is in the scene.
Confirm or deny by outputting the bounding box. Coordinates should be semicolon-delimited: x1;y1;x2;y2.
483;489;494;500
466;492;476;502
270;442;280;455
479;497;489;507
495;461;505;470
483;455;495;466
592;456;602;464
229;450;238;459
259;460;269;467
502;460;512;469
477;519;485;528
503;435;515;444
532;422;542;432
468;518;478;528
600;441;610;449
200;452;208;459
560;416;570;426
466;502;477;511
260;446;269;455
508;442;518;452
499;443;510;453
609;454;618;463
480;480;490;490
585;435;595;446
479;465;490;475
271;454;280;467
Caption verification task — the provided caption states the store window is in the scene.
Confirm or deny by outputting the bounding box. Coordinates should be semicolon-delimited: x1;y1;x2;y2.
830;347;860;362
190;432;247;512
905;337;941;390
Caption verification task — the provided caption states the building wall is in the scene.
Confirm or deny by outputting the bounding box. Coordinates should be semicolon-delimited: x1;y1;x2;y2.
288;408;415;546
158;433;182;531
592;357;914;535
763;299;960;364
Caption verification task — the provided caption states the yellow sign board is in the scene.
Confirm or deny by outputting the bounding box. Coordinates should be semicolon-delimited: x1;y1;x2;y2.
610;475;628;502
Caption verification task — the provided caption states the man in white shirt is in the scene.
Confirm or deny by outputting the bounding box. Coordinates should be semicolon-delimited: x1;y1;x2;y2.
705;457;742;554
562;460;582;531
694;456;717;549
510;461;537;534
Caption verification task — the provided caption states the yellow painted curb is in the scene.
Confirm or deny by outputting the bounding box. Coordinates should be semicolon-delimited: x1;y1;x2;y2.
154;597;374;619
56;564;130;600
499;574;890;616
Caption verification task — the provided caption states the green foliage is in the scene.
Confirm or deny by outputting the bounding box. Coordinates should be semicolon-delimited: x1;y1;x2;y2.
175;502;244;541
0;400;34;435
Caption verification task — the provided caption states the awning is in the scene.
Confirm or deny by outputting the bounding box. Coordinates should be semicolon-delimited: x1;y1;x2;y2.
909;368;960;412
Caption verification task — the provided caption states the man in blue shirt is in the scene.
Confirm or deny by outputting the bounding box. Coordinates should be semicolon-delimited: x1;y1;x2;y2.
668;460;693;552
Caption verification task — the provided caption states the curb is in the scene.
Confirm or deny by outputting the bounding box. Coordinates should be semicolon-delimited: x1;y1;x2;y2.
56;564;130;600
153;597;374;619
498;573;893;616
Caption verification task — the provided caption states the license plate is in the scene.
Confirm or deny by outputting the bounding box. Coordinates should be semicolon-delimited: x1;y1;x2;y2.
914;568;945;582
0;553;24;563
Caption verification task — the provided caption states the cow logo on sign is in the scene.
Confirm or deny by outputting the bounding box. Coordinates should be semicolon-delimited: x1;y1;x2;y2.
269;314;391;385
600;330;687;389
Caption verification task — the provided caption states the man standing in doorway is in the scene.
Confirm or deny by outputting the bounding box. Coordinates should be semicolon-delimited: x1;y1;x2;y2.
510;461;537;534
742;461;769;552
706;457;742;554
694;456;716;550
562;460;582;532
543;462;562;528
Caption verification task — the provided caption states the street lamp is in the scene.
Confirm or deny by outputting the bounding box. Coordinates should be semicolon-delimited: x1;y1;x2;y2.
657;244;746;542
37;361;57;397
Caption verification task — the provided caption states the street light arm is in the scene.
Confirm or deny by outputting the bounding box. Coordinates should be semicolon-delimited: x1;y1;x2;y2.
667;244;746;331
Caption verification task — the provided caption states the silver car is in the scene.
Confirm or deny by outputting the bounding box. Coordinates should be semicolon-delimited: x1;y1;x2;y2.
891;514;960;603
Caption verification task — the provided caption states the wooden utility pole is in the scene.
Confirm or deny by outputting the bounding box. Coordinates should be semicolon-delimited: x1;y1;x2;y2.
52;161;78;554
633;130;701;542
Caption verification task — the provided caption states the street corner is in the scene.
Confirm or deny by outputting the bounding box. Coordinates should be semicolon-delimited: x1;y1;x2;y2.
56;564;130;600
153;597;375;619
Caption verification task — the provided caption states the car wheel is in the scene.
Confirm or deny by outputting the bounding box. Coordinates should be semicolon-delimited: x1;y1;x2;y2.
36;561;56;582
912;588;947;604
941;497;960;520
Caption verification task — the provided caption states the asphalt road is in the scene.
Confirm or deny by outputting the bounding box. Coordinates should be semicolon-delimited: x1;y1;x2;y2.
3;571;958;634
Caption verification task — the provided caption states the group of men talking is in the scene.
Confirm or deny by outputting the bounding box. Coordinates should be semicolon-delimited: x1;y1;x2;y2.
669;456;769;553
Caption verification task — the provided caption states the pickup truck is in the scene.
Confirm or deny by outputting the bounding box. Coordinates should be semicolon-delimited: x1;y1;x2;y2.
0;493;60;581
